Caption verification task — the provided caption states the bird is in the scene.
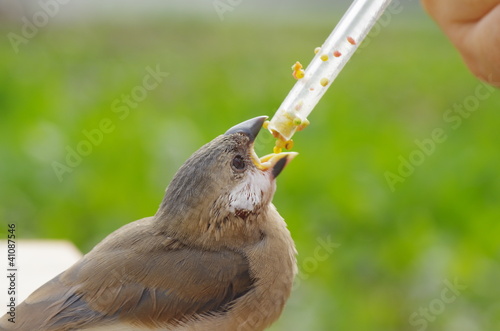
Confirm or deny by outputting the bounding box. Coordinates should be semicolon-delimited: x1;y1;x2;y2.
0;116;298;331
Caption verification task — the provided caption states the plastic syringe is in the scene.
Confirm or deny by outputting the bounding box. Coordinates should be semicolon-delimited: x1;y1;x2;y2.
268;0;393;143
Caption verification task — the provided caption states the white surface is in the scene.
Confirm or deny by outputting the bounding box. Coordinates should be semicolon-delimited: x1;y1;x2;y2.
0;240;82;307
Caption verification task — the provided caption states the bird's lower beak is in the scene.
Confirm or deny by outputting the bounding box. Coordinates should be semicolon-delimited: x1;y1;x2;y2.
251;150;298;179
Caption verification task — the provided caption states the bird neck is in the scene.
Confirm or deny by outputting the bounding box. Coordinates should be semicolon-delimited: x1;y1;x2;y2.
152;203;272;252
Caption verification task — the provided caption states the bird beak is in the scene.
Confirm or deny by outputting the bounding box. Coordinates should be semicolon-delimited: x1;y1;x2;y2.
254;151;298;179
225;116;269;142
226;116;298;179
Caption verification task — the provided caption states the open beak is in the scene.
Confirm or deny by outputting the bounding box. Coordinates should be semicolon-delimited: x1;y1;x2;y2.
225;116;298;179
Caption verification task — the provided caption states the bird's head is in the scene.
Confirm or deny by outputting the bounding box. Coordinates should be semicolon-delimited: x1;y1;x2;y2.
155;116;297;249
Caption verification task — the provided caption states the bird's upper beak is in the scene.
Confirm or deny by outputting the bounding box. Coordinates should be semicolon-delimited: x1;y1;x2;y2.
225;116;297;179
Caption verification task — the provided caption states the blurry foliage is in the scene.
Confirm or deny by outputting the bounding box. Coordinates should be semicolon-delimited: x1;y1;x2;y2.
1;8;499;331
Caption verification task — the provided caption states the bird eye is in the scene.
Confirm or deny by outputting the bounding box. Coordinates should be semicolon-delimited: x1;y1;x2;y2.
231;155;246;171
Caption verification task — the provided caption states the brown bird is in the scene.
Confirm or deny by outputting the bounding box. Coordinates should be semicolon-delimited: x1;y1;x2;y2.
0;116;297;331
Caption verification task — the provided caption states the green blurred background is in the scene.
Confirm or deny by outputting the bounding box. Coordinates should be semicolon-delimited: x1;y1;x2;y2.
1;1;499;330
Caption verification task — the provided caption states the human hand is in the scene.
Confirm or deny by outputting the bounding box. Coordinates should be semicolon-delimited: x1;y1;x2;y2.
422;0;500;86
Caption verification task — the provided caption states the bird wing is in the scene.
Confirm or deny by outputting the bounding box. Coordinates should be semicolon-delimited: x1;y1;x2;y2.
0;218;253;331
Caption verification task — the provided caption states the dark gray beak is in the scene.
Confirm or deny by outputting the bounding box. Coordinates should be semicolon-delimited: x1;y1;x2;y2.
225;116;268;142
271;156;289;179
